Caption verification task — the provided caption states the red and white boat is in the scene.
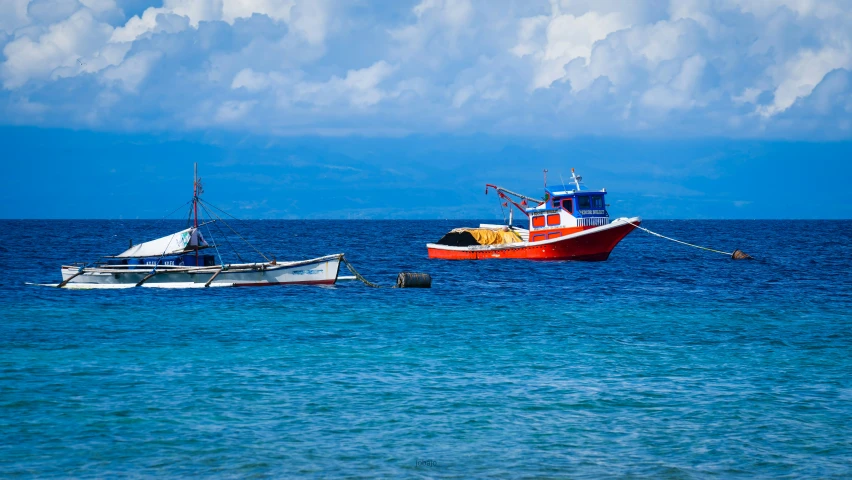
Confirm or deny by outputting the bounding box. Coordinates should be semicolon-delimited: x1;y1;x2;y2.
427;169;640;261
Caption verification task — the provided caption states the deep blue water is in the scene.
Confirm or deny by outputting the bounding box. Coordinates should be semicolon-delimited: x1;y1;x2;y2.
1;220;851;478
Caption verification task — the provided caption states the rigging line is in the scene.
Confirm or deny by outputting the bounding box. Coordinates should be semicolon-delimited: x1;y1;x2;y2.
162;199;193;220
200;201;268;262
198;199;272;245
198;201;246;263
199;202;244;263
199;201;265;262
198;206;224;267
198;199;269;262
497;195;507;225
185;201;194;229
624;220;732;256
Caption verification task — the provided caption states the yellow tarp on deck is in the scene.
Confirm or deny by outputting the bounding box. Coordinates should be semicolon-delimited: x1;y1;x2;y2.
451;228;523;245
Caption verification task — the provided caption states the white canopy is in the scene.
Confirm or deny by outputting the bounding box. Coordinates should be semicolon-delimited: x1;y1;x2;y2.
116;227;208;258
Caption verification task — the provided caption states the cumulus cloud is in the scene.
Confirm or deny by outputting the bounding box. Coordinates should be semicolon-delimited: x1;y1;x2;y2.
0;0;850;138
1;9;114;88
758;47;852;117
520;9;631;90
100;50;161;92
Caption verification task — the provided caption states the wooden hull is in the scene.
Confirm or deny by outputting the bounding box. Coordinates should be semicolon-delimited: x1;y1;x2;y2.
427;218;640;261
59;255;342;288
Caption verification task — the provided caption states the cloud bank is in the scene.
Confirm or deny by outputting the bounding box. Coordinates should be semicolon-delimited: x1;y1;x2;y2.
1;0;850;138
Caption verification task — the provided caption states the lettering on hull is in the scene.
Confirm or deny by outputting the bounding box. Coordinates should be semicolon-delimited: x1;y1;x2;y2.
293;269;324;275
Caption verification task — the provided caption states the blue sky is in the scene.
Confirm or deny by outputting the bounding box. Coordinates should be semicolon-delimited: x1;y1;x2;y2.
1;0;851;219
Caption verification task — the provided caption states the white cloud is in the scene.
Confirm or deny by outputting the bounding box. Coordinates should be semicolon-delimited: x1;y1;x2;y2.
641;55;707;110
113;0;327;44
231;68;272;92
414;0;472;27
295;61;397;108
733;87;761;105
451;73;506;108
100;50;162;92
287;0;329;45
517;8;631;90
0;0;850;138
1;9;114;88
759;48;852;117
79;0;117;14
26;0;81;27
222;0;294;24
389;0;474;63
0;0;30;34
110;8;171;43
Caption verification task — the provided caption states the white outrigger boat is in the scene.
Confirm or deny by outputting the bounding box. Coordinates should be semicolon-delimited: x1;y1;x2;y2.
55;165;342;289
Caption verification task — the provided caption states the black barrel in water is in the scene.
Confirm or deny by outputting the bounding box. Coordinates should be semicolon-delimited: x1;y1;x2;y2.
731;249;753;260
395;272;432;288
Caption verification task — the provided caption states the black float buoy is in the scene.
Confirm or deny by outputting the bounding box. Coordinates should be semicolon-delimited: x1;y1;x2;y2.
731;249;753;260
395;272;432;288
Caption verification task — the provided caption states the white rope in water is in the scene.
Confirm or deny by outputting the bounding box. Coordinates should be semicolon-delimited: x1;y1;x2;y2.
625;220;732;256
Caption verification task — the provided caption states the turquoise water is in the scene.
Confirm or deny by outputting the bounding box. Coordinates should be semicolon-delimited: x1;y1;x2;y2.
1;220;851;477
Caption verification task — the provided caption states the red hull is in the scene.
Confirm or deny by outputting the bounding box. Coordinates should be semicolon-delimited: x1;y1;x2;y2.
427;220;639;261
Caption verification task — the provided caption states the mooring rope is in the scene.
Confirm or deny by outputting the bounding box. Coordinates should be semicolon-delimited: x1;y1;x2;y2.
625;220;733;256
340;256;381;288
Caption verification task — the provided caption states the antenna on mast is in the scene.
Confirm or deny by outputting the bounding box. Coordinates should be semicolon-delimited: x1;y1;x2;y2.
571;168;583;191
543;169;548;188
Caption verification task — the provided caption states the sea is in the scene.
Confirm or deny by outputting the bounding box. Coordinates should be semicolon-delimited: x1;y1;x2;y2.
1;219;850;478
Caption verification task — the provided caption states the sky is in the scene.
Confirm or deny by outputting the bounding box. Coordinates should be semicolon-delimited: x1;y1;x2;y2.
1;0;851;219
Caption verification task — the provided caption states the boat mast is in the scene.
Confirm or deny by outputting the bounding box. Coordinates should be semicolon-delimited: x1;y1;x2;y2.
193;163;199;265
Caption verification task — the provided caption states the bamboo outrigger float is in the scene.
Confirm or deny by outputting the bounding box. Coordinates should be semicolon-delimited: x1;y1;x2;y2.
55;165;342;289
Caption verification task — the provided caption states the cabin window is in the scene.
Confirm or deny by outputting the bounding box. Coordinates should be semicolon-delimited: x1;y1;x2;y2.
532;215;545;228
591;196;604;209
547;232;561;239
546;214;560;226
562;199;573;213
532;234;545;242
578;196;591;209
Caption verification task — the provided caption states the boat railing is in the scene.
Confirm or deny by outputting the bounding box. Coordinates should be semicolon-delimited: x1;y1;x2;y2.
578;217;610;227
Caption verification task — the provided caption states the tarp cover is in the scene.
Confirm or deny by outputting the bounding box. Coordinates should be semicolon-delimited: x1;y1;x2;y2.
451;228;522;245
436;231;479;247
116;228;208;258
